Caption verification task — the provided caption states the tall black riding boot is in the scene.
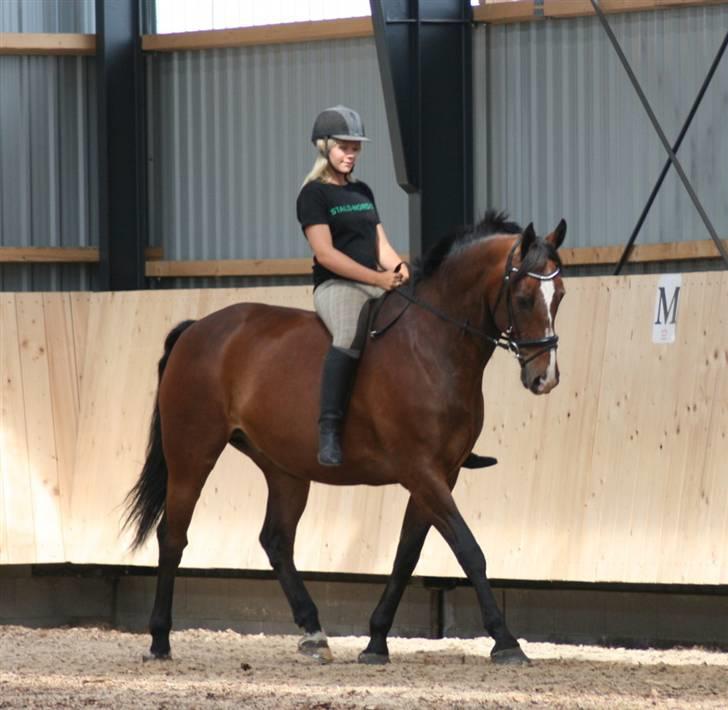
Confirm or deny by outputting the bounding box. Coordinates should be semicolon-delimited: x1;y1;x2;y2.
318;346;360;467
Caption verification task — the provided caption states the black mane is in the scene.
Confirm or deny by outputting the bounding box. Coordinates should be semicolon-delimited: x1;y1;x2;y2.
415;210;523;281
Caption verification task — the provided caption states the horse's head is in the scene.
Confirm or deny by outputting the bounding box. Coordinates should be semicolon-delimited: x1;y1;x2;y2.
489;220;566;395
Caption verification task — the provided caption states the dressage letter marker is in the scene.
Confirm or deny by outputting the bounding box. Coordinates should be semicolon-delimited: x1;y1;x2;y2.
652;274;682;344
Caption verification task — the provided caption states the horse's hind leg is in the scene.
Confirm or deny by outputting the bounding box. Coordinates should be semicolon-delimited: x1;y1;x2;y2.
147;432;226;660
258;469;331;663
359;497;430;664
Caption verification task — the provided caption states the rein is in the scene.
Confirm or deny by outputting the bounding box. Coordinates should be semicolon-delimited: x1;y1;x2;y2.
369;240;561;367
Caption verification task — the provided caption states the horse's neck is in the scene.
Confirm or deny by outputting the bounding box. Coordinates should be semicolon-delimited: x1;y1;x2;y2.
405;252;497;377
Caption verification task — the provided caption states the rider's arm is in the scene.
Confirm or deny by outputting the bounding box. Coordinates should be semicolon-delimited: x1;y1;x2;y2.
376;224;410;282
305;224;400;290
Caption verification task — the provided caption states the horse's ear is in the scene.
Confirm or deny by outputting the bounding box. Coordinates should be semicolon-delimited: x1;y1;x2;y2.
521;223;536;257
546;218;567;249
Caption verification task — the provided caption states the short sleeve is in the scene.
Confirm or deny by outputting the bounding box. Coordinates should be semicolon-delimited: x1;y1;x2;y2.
296;183;329;231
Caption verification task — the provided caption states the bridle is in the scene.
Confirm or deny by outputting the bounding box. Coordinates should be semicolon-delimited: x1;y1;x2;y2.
370;237;561;368
490;237;561;366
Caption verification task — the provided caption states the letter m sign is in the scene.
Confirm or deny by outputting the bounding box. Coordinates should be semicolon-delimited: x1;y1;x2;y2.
652;274;682;344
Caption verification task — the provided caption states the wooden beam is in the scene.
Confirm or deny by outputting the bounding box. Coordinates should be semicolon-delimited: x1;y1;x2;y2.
474;2;536;24
145;258;313;278
561;239;728;266
145;246;164;261
142;17;373;53
0;246;162;264
144;241;727;278
474;0;728;24
0;33;96;56
0;247;99;263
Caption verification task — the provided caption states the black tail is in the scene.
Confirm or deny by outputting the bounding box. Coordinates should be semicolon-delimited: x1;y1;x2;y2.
122;319;197;551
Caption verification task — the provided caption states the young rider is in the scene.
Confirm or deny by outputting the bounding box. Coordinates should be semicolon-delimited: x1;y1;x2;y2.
297;105;410;466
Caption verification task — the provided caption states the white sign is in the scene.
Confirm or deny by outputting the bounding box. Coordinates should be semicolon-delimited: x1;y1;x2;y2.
652;274;682;344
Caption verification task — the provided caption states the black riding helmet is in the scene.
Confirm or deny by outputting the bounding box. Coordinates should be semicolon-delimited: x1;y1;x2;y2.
311;105;370;144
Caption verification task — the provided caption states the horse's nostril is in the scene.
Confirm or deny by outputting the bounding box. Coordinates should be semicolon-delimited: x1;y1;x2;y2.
530;376;542;393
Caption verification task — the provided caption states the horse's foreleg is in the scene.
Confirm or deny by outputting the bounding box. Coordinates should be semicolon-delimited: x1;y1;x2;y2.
414;480;529;665
259;472;330;662
359;497;430;664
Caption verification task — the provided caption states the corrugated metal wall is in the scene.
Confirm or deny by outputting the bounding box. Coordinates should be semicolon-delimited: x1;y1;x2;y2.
475;5;728;275
0;1;96;290
2;4;726;291
146;37;410;288
0;0;94;33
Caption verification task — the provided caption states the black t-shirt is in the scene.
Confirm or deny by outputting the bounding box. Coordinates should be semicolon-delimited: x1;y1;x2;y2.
296;180;380;288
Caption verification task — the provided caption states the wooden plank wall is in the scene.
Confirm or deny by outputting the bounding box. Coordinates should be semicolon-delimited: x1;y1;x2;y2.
1;275;726;584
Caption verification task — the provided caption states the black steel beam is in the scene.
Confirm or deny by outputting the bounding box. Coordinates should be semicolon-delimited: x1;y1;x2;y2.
590;0;728;270
371;0;473;259
614;31;728;275
96;0;147;290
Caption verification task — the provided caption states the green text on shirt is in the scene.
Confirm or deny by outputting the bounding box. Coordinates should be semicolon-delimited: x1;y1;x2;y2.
329;202;374;217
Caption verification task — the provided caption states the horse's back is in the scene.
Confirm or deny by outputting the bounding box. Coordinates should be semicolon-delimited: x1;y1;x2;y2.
161;301;329;444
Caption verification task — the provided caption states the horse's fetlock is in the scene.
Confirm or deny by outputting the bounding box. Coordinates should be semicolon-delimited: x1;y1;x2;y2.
370;616;392;638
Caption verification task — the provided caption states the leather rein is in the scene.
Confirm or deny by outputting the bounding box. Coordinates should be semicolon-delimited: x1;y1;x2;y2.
369;238;561;368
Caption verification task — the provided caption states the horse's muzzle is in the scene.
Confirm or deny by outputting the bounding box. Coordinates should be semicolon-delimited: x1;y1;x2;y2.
523;364;559;395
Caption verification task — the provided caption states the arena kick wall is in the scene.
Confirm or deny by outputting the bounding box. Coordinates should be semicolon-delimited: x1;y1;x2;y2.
1;274;726;585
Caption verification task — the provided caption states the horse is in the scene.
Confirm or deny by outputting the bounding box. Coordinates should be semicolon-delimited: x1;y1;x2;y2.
123;210;567;666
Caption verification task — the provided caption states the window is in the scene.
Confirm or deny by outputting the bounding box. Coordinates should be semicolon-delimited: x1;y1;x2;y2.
154;0;483;34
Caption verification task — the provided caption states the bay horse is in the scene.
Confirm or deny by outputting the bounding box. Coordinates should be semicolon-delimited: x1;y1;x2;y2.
124;211;566;666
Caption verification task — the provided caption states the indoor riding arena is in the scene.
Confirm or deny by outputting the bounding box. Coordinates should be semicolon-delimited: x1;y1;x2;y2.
2;1;728;708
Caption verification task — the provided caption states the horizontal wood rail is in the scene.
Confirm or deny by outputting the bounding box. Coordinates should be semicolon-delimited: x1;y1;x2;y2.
0;247;99;263
145;257;312;278
0;32;96;55
144;240;727;278
0;246;163;263
476;0;728;24
141;17;373;53
561;239;728;266
4;242;722;272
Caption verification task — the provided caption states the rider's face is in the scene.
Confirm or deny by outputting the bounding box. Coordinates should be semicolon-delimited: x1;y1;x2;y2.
328;140;362;174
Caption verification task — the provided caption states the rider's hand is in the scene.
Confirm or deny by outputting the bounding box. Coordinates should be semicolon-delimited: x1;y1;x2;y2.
395;262;410;284
375;269;405;291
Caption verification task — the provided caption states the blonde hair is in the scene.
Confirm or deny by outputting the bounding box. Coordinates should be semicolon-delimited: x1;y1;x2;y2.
301;138;360;188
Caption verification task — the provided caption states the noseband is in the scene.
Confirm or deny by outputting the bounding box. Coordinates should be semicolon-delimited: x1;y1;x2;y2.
370;237;560;368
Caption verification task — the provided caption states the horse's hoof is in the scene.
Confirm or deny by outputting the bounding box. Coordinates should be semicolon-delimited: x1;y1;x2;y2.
462;453;498;469
358;651;390;665
142;652;172;662
491;646;531;666
298;636;333;665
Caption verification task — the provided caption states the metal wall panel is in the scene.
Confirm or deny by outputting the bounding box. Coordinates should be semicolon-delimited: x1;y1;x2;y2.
146;36;410;289
0;56;97;291
475;5;728;269
3;6;726;291
0;0;94;33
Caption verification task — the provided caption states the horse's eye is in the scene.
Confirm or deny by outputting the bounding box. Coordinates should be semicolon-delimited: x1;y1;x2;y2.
516;295;533;310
